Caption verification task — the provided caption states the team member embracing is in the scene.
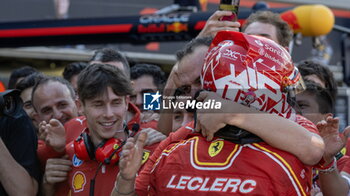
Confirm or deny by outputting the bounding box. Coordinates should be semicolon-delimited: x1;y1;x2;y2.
112;31;325;196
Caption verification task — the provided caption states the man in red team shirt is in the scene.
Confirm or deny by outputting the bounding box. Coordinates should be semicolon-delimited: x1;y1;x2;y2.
38;62;164;169
112;31;327;196
42;64;161;196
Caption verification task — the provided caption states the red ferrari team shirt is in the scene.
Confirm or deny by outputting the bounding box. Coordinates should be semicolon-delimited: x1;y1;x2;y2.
65;142;120;195
145;134;312;195
137;115;318;196
40;102;159;195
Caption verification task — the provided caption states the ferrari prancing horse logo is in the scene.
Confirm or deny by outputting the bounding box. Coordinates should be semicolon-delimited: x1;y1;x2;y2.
142;151;150;164
208;140;224;157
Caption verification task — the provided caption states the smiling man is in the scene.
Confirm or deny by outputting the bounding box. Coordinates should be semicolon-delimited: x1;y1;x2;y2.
31;76;78;126
77;64;132;144
42;63;134;196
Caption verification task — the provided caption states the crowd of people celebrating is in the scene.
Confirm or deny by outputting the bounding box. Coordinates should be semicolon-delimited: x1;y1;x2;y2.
1;8;349;196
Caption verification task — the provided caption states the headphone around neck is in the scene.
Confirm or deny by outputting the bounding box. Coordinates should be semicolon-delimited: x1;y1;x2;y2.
74;123;140;196
74;125;129;165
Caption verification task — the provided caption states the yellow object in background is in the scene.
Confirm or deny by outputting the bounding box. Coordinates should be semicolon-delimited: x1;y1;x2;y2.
281;4;335;37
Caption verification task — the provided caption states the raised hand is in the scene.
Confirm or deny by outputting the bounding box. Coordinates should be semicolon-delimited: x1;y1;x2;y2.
197;10;241;38
43;119;66;152
38;121;48;140
138;128;166;146
119;132;148;180
317;116;346;164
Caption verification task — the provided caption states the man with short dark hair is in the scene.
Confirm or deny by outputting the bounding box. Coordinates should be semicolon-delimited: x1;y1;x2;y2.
90;48;130;77
297;60;337;101
31;76;80;172
296;80;334;125
157;36;213;134
172;36;213;97
42;63;154;196
62;62;88;93
8;66;38;89
16;72;44;129
32;76;78;126
130;63;166;111
295;80;349;196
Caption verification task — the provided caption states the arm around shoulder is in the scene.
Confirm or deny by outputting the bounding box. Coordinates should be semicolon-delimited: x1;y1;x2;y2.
226;110;324;165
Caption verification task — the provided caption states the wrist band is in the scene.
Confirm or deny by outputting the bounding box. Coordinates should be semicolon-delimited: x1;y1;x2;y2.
113;173;136;195
113;185;135;195
317;157;336;170
318;157;337;174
